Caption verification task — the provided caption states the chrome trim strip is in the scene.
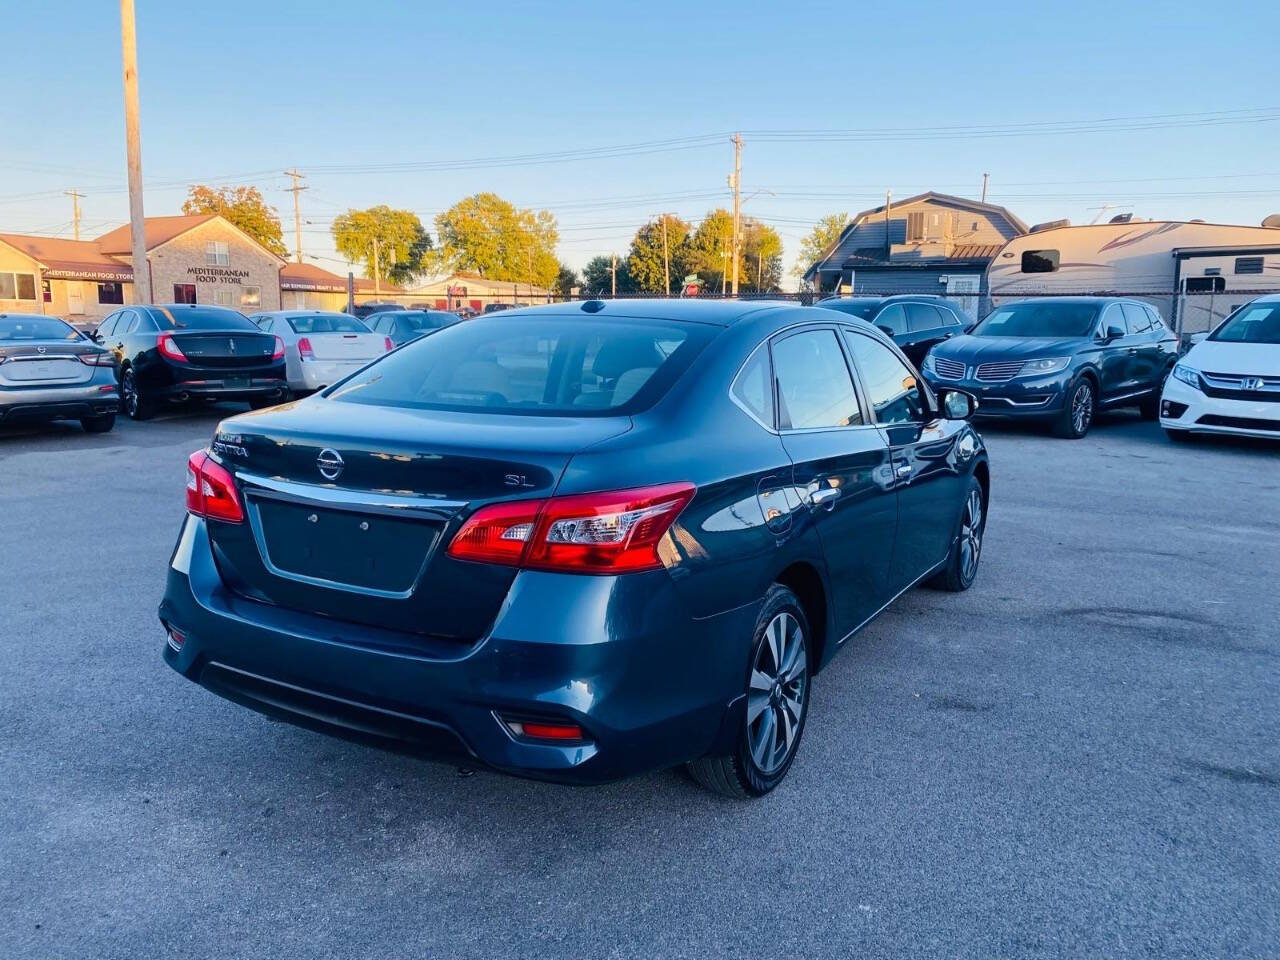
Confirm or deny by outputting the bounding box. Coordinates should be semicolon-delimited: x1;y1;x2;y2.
236;470;465;520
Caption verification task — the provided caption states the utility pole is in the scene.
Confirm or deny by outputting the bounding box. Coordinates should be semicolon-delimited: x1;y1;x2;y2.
610;253;617;297
119;0;151;302
372;237;381;296
884;189;892;261
981;172;989;204
729;133;742;296
283;169;307;263
65;190;85;241
661;215;671;296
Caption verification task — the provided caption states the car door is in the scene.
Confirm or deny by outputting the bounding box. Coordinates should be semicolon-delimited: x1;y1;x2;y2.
842;326;964;592
903;302;949;368
1120;302;1164;394
771;326;897;638
1095;303;1132;400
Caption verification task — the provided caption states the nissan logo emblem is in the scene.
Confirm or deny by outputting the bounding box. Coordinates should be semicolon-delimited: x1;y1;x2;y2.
316;448;344;481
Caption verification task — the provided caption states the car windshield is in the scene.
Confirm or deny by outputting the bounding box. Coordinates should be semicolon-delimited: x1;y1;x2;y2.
152;306;257;331
815;298;880;319
0;315;80;341
286;314;369;334
329;315;714;416
1210;303;1280;344
973;302;1099;338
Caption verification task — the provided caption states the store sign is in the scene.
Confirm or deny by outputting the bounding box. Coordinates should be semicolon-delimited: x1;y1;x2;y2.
44;268;133;282
187;266;250;285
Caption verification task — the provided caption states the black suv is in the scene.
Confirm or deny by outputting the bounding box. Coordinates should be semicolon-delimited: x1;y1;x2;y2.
813;295;971;367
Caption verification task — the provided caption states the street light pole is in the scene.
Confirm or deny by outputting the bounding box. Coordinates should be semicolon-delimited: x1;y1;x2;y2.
119;0;151;302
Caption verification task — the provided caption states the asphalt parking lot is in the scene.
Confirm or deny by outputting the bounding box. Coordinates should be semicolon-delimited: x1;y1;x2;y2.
2;406;1277;960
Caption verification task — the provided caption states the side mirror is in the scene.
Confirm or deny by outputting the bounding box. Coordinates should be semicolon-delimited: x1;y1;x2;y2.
876;324;896;338
939;389;978;420
1097;324;1125;343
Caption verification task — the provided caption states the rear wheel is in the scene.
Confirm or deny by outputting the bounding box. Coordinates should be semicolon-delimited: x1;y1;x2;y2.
120;367;154;421
1052;377;1094;439
687;584;810;799
928;475;986;592
80;413;116;434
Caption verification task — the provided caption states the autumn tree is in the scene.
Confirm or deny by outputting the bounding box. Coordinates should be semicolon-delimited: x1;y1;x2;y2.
740;218;784;293
686;209;736;292
793;212;849;281
432;193;560;289
626;214;691;294
183;185;287;258
330;206;433;285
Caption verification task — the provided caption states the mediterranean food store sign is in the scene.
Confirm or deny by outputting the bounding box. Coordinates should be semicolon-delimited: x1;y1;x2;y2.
187;266;251;285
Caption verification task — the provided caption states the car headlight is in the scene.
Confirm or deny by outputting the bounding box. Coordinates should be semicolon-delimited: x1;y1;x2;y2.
1018;357;1070;376
1171;363;1200;389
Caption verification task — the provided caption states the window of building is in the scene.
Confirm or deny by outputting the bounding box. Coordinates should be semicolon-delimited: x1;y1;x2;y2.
771;329;862;430
1235;256;1264;275
239;285;261;308
212;289;235;306
0;272;37;300
206;241;229;266
842;329;925;425
906;211;926;243
1021;250;1060;273
173;283;197;304
1185;276;1225;293
97;282;124;305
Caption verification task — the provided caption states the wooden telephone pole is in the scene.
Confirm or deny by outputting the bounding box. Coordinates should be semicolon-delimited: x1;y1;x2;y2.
729;133;742;296
283;169;307;263
119;0;151;301
65;190;85;241
661;215;671;296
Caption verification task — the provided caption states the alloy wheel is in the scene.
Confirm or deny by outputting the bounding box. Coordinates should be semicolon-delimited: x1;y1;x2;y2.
960;488;983;582
746;611;808;776
1071;382;1093;435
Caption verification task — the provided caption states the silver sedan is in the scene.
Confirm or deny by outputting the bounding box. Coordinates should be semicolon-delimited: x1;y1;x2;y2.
251;311;390;393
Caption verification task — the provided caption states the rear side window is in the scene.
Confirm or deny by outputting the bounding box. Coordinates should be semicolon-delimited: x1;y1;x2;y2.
906;303;943;332
731;345;774;428
287;314;369;334
329;315;712;416
771;329;862;429
843;330;926;425
151;306;257;331
1121;303;1151;334
1145;305;1164;330
875;304;907;336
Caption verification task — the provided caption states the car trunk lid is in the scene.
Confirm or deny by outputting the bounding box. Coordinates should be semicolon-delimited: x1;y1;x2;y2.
304;331;386;362
0;342;98;387
172;331;278;368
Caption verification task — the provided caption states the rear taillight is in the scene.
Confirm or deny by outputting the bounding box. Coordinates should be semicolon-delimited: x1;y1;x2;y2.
185;450;245;523
157;333;186;362
446;482;694;574
272;335;286;361
78;352;114;366
384;336;394;352
297;337;315;360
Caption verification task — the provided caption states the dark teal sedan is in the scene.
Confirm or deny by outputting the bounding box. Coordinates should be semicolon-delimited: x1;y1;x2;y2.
160;299;989;797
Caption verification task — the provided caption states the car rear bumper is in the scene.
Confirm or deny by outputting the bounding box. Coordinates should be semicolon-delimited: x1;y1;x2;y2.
923;371;1068;419
0;380;120;421
294;359;371;392
159;516;756;785
158;377;289;402
1159;378;1280;439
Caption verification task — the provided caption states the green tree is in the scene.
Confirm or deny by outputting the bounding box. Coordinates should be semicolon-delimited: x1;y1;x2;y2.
183;184;288;258
626;214;690;294
686;209;735;292
330;206;433;284
793;211;849;280
741;218;784;293
580;255;632;296
554;263;578;298
432;193;560;289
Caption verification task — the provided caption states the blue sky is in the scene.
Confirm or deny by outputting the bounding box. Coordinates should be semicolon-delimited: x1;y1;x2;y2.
5;0;1278;287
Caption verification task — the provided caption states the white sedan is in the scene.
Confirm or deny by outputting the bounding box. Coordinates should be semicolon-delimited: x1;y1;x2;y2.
252;311;391;394
1160;295;1280;442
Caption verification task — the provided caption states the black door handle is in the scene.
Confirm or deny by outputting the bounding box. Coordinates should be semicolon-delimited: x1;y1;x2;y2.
1127;347;1137;355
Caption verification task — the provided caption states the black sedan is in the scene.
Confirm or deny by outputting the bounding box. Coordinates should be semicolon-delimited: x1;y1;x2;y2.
0;312;119;432
813;295;970;367
160;299;989;798
920;297;1178;438
92;304;288;420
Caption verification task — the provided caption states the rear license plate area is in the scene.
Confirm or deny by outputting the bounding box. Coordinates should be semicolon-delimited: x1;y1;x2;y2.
253;499;440;593
224;377;250;389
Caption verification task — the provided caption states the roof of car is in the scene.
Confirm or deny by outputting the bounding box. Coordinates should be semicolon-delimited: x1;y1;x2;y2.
492;298;797;327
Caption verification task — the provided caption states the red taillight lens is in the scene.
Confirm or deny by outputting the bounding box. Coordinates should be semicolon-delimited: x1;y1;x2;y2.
384;336;395;352
157;333;186;362
297;336;314;360
500;716;586;742
185;449;245;523
446;483;694;574
78;352;114;366
272;335;286;360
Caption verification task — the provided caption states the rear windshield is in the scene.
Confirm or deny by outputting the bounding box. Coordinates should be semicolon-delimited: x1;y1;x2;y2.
388;310;456;331
0;315;80;341
286;314;369;334
152;306;257;331
1210;302;1280;344
329;315;714;416
973;301;1099;338
815;298;880;319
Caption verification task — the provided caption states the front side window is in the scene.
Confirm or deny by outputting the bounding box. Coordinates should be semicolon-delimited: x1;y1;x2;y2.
874;304;907;336
842;330;926;425
98;282;124;305
974;301;1099;338
771;329;862;430
731;344;774;428
1099;304;1126;337
1021;250;1060;273
206;241;229;266
330;315;711;416
906;302;943;333
0;314;81;341
1210;303;1280;344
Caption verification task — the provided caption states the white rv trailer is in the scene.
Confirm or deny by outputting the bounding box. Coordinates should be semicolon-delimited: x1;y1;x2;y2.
986;220;1280;336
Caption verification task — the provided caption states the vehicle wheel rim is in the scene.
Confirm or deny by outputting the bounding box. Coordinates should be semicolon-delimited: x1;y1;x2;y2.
1072;383;1092;434
959;488;983;582
123;372;138;416
747;611;807;776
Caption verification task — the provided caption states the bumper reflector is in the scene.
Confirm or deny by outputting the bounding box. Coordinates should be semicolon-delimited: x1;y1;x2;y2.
499;714;587;743
166;626;186;652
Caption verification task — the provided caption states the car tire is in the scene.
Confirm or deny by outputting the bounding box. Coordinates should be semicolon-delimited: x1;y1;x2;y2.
1139;368;1172;420
1052;377;1094;439
120;367;154;421
1164;427;1192;443
928;475;986;592
80;413;116;434
687;584;811;799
